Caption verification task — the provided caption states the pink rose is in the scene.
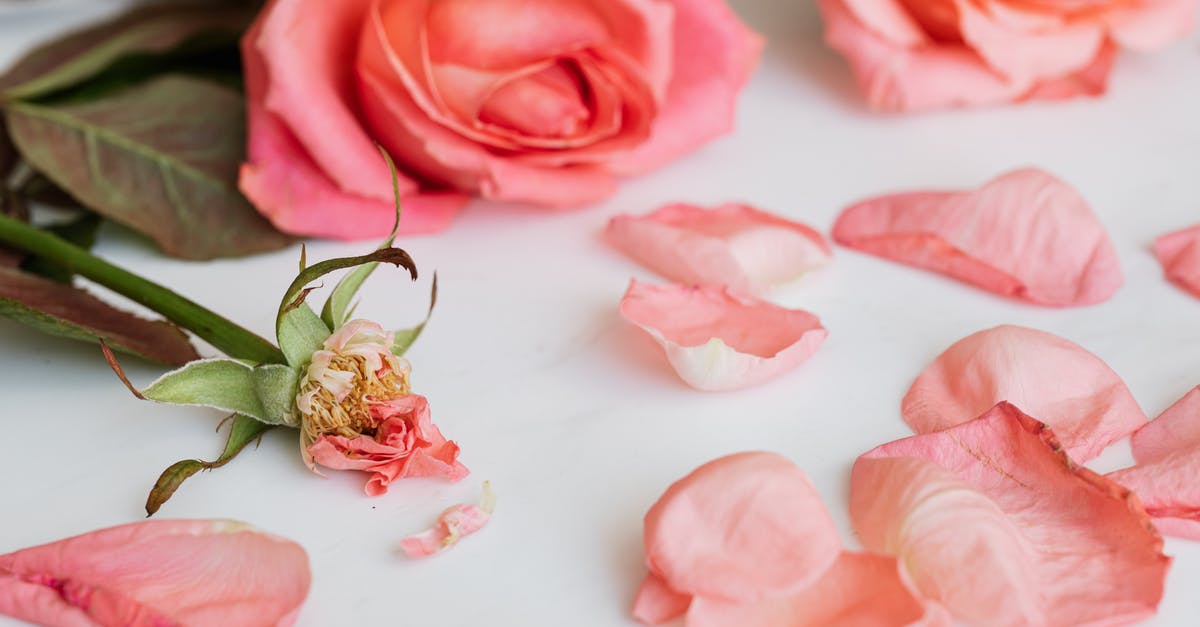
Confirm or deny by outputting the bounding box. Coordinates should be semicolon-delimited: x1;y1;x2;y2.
240;0;763;239
307;395;468;496
818;0;1194;111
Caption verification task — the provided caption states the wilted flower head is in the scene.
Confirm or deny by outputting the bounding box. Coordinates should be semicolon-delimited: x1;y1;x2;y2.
297;319;411;445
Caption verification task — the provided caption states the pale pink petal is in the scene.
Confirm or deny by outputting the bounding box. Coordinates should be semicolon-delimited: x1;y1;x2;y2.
1108;387;1200;539
839;0;930;46
0;519;310;627
685;552;950;627
852;402;1169;627
606;203;831;296
1105;0;1197;50
619;281;827;391
1154;224;1200;299
632;572;693;625
641;452;842;603
1019;42;1114;101
902;325;1147;462
400;483;495;558
833;168;1123;306
239;102;468;239
611;0;764;176
954;0;1105;84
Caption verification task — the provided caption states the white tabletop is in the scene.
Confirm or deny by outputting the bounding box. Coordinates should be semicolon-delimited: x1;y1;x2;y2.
2;2;1200;625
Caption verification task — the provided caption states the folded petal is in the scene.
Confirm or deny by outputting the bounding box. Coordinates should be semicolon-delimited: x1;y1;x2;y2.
606;203;831;296
954;0;1105;84
0;519;310;627
400;482;494;558
902;324;1146;462
852;402;1169;627
685;552;950;627
619;281;827;391
1154;224;1200;299
632;572;693;625
1108;387;1200;539
1105;0;1197;50
642;452;842;603
833;168;1123;306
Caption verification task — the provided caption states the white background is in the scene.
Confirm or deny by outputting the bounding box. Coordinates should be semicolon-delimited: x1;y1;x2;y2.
2;1;1199;625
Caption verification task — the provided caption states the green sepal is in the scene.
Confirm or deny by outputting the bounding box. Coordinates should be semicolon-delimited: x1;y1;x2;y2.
277;303;330;368
393;273;438;357
142;358;298;426
145;414;273;516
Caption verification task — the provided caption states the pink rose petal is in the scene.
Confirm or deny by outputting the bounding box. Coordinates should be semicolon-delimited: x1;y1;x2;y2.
833;168;1123;306
1108;387;1200;539
0;519;310;627
619;281;827;391
1154;224;1200;299
639;452;842;606
606;203;831;296
903;325;1147;462
400;482;495;558
852;402;1169;627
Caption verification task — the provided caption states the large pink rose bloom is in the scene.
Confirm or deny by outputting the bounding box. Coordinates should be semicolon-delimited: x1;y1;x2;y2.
818;0;1194;111
241;0;763;238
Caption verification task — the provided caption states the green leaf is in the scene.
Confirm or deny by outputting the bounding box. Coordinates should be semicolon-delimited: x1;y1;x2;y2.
0;265;197;365
5;75;292;260
143;358;299;426
393;273;438;357
145;414;273;516
277;247;417;364
320;148;405;329
0;2;254;101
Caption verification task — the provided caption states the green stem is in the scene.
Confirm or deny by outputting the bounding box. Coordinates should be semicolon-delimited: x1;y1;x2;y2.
0;213;286;364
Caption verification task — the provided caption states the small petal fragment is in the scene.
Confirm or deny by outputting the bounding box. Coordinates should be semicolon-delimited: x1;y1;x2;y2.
1154;224;1200;299
1109;387;1200;539
0;519;311;627
833;168;1122;306
400;482;495;558
903;324;1146;461
642;452;842;603
606;203;831;295
619;281;827;391
851;402;1169;627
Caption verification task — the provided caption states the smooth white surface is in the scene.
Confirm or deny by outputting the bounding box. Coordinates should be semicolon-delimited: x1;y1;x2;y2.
2;2;1200;625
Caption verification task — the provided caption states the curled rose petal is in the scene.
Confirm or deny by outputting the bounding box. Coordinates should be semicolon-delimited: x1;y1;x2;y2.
832;168;1123;306
903;324;1147;462
1154;224;1200;299
1108;387;1200;539
0;519;310;627
619;281;827;391
851;402;1169;627
639;453;841;607
606;203;831;296
400;482;495;558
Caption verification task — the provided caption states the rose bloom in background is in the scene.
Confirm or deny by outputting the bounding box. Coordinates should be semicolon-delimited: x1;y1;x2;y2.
239;0;763;239
818;0;1195;111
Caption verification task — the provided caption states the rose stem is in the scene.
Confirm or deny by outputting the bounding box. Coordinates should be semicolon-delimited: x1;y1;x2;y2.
0;213;286;364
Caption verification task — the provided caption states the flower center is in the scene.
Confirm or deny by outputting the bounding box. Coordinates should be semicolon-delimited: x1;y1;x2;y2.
299;352;411;442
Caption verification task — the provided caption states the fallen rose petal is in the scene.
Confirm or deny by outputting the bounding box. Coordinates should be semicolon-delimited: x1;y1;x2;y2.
619;281;827;391
1108;387;1200;539
1154;224;1200;299
852;402;1169;627
685;552;949;627
0;519;310;627
833;168;1123;306
639;452;842;606
903;324;1146;462
606;203;831;296
400;482;495;558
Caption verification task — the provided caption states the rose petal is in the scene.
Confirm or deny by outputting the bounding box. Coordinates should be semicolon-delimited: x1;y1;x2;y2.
399;482;495;558
619;281;827;391
1154;224;1200;299
833;168;1123;306
632;572;694;625
606;203;831;296
641;452;842;604
1105;0;1197;50
0;519;310;627
902;324;1147;462
685;552;950;627
611;0;764;176
852;402;1169;626
953;0;1105;84
1108;387;1200;539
